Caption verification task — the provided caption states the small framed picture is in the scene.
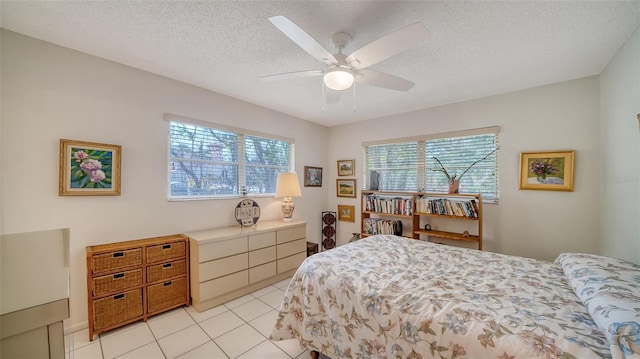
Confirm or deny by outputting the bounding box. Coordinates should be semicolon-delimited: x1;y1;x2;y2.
519;150;575;191
304;166;323;187
336;179;356;198
338;205;355;222
59;139;122;196
337;159;354;176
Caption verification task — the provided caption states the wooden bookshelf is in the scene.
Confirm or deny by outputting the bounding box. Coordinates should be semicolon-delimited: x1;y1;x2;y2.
360;190;482;250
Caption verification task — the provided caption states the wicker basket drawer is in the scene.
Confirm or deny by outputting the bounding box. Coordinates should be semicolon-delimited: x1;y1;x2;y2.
93;268;143;297
146;241;185;263
93;289;143;331
147;277;187;313
92;248;142;274
147;259;186;283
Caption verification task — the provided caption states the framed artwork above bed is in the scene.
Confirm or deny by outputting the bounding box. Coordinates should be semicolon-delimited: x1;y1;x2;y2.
519;150;574;191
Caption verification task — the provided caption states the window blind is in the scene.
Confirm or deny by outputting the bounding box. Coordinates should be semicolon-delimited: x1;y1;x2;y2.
168;120;292;199
364;129;499;201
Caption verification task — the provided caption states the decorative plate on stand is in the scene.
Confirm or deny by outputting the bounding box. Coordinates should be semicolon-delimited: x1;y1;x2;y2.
235;199;261;227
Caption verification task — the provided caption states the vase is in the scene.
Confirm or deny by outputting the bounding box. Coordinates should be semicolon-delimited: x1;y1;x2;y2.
536;173;547;183
448;179;460;194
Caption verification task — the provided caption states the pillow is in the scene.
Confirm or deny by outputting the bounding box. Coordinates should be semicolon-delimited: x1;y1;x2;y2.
556;253;640;359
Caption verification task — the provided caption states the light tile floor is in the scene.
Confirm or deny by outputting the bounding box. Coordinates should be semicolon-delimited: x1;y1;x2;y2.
66;278;326;359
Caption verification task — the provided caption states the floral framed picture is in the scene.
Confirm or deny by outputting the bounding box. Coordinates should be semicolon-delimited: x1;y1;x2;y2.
519;150;574;191
59;139;122;196
336;179;356;198
304;166;323;187
337;159;354;176
338;205;355;222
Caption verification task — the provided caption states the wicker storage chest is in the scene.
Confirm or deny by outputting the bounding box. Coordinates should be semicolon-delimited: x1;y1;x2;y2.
86;234;190;340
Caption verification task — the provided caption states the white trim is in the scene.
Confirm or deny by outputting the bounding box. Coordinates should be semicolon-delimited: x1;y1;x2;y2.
362;126;500;147
164;113;295;143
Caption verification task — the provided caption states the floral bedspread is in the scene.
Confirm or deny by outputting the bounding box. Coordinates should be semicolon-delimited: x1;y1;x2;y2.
270;235;611;358
556;253;640;359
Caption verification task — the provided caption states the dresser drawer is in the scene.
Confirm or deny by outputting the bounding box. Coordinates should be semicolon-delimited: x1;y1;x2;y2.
146;241;185;263
249;262;276;284
277;252;306;274
199;237;247;262
199;253;247;282
277;238;306;259
147;259;186;283
93;268;142;297
249;246;275;267
93;289;143;331
147;277;187;314
248;232;276;250
200;271;248;299
276;226;306;244
92;248;142;274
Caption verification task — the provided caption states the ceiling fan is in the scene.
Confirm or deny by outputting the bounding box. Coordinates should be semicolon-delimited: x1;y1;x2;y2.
260;15;429;102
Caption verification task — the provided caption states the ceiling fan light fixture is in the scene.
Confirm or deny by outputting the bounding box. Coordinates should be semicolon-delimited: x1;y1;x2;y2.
323;67;354;91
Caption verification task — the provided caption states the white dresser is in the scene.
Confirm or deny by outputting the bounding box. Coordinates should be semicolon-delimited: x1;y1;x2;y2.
184;220;306;311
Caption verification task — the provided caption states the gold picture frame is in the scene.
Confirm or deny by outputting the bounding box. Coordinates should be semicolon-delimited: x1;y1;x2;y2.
59;139;122;196
338;205;355;222
303;166;323;187
336;179;357;198
337;159;354;176
519;150;574;191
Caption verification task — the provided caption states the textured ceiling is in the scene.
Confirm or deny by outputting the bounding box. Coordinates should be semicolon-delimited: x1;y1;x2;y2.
1;1;639;127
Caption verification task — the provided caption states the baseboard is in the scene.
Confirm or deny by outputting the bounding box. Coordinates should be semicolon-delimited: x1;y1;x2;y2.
64;320;88;335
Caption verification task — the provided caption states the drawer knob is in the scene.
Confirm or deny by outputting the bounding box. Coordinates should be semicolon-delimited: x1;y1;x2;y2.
113;252;124;258
163;281;172;287
162;263;172;269
114;293;125;300
113;273;124;279
162;244;171;250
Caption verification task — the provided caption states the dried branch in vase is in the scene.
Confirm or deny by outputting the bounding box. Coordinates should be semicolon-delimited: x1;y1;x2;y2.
431;147;499;185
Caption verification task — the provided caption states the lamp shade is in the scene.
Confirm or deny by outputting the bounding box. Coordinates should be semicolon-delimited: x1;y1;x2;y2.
323;67;354;91
275;172;302;198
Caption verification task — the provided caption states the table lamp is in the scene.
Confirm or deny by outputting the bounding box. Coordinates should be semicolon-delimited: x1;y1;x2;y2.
275;172;302;222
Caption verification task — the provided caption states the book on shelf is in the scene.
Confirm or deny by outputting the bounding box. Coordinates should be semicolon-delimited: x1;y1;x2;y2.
363;218;403;236
362;194;412;216
415;197;479;218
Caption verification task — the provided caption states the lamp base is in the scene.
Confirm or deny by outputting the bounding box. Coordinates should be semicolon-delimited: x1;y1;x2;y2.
281;197;295;222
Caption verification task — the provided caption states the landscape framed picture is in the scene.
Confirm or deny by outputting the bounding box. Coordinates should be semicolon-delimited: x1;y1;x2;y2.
337;159;354;176
338;205;355;222
59;139;122;196
303;166;323;187
519;150;574;191
336;179;356;198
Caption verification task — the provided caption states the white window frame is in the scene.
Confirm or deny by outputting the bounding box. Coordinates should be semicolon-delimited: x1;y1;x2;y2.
363;127;500;203
165;114;294;201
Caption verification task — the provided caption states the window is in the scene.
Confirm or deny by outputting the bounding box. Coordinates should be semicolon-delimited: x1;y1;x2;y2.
168;119;293;199
364;128;499;202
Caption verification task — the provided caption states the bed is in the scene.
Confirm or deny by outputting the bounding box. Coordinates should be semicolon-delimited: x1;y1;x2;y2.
270;235;640;359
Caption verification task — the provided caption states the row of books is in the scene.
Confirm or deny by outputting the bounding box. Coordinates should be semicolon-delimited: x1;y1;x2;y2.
362;218;403;236
363;195;413;216
415;198;479;218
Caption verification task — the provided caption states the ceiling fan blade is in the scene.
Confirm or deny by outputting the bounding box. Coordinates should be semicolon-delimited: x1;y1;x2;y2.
269;15;337;66
356;69;416;91
259;69;323;81
346;22;428;70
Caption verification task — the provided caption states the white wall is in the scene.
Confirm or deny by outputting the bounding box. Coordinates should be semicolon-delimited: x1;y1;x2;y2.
0;30;330;331
599;25;640;263
328;76;602;261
